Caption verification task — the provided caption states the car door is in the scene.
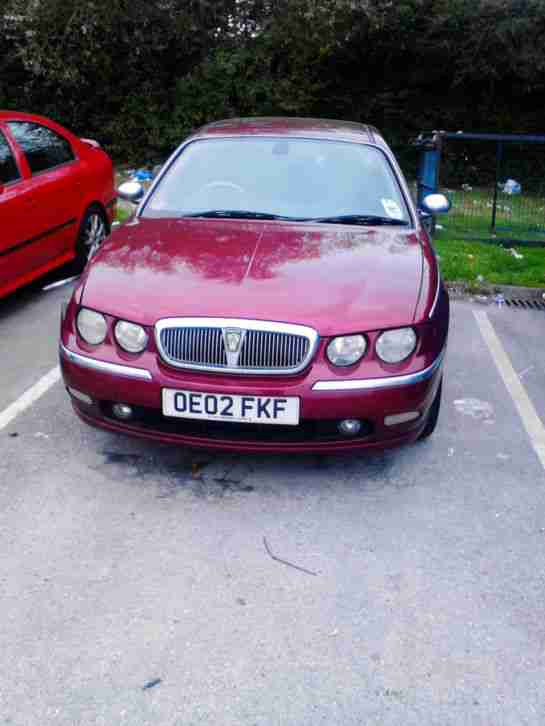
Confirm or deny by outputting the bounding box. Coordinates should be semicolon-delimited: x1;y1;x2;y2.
5;120;83;272
0;126;31;291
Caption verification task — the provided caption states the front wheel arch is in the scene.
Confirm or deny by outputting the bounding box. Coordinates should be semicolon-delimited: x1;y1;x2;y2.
417;376;443;441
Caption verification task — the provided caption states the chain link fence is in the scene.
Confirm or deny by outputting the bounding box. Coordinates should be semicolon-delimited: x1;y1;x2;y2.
414;132;545;245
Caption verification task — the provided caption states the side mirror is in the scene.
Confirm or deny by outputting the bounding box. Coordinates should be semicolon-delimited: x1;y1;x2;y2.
421;193;451;215
117;181;145;204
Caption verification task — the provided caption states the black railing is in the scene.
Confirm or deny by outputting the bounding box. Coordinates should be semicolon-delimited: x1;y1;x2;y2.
413;131;545;245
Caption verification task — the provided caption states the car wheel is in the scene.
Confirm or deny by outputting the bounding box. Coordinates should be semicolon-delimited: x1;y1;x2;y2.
74;206;109;271
418;377;442;440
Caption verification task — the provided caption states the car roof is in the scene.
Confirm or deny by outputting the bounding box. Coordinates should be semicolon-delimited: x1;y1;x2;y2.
0;110;81;143
191;117;386;146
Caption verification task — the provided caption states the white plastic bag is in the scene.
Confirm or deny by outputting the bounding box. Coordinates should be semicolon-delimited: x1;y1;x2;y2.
502;179;521;195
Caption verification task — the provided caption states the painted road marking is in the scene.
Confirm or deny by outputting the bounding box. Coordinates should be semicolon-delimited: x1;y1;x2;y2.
0;366;61;432
474;310;545;471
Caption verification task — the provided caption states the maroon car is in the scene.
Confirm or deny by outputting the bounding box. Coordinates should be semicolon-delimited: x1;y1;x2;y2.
60;118;450;453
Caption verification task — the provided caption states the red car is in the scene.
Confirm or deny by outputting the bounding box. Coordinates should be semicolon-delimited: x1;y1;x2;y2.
0;111;116;299
60;118;450;453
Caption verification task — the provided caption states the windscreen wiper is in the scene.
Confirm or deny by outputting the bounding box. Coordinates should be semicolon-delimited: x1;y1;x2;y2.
181;210;296;221
305;214;409;226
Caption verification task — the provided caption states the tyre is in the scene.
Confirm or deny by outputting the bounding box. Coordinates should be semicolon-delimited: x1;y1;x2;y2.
418;377;443;440
74;206;109;272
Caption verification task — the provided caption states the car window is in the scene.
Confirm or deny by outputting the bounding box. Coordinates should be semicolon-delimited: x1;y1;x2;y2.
7;121;75;174
0;129;20;184
143;137;410;222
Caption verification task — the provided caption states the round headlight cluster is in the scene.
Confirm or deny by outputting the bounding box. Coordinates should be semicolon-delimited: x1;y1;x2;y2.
114;320;149;353
76;308;148;354
76;308;107;345
376;327;417;363
327;334;367;367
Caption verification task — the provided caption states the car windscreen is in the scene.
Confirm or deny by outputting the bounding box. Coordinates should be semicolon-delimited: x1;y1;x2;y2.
142;137;411;224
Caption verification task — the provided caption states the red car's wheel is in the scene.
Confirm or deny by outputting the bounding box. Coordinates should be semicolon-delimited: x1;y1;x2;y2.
74;206;108;271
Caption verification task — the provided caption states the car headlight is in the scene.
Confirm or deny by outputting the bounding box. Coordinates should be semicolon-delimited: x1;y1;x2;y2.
376;327;417;363
76;308;107;345
114;320;149;353
327;334;367;366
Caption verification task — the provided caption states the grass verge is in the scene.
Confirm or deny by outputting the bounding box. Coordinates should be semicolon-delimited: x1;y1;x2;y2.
434;228;545;288
433;186;545;288
115;205;133;224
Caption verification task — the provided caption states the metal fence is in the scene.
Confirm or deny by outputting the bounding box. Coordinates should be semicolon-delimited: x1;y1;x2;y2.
414;132;545;245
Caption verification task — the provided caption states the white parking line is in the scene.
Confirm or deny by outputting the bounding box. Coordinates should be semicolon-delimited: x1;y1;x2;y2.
474;310;545;471
0;366;61;432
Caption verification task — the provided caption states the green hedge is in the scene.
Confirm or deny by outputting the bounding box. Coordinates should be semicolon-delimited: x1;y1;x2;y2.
2;0;545;162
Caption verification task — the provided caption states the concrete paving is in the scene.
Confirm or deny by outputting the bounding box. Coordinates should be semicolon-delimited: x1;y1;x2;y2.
1;280;545;725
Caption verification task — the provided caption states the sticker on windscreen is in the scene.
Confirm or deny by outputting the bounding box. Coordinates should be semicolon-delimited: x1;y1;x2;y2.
382;198;403;219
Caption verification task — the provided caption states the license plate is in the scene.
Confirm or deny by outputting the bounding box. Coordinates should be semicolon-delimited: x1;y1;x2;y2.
162;389;300;426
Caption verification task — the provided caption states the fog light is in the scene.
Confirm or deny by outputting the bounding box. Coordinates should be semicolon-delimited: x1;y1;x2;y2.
112;403;134;420
384;411;420;426
338;419;362;436
67;387;93;405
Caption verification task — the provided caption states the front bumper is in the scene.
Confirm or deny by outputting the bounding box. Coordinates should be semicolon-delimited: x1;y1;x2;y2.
60;342;444;453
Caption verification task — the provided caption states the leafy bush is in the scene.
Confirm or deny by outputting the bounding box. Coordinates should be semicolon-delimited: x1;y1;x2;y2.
3;0;545;161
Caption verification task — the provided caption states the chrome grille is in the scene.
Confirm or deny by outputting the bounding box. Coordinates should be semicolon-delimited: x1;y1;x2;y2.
238;330;309;369
155;318;318;375
160;327;227;367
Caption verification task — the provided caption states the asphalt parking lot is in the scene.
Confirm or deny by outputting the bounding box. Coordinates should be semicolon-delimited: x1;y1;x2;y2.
1;275;545;725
